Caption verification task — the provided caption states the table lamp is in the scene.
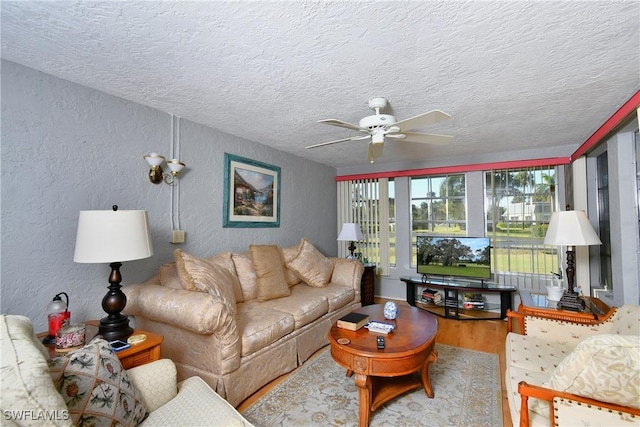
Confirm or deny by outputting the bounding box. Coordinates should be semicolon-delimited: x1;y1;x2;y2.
337;223;364;259
74;206;153;341
543;210;601;311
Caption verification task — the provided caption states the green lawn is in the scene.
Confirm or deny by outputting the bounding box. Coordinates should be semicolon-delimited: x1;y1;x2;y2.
360;225;558;275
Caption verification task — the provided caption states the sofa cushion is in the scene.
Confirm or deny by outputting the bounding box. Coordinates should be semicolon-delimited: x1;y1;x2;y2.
236;301;295;356
49;337;148;426
311;282;355;312
232;252;258;301
174;250;240;309
250;245;290;301
0;314;71;427
286;238;335;288
259;284;330;329
546;334;640;409
506;332;570;374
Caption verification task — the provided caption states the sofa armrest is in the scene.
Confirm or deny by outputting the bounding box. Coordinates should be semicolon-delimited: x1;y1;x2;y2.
330;258;365;291
127;359;178;412
124;283;237;337
517;381;640;427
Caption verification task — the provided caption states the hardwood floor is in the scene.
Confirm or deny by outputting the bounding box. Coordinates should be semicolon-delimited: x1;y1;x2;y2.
237;299;513;427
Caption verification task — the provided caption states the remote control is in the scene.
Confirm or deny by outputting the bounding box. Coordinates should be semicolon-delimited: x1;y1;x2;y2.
377;336;385;349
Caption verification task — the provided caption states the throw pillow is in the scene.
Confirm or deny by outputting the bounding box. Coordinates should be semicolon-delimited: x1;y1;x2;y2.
158;263;183;289
174;249;241;308
286;238;335;288
232;252;258;301
546;334;640;409
281;243;302;287
249;244;290;301
0;315;70;426
49;337;148;426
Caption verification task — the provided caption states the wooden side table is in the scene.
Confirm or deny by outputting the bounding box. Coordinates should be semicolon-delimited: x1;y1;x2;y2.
84;321;163;369
39;320;163;369
360;264;376;306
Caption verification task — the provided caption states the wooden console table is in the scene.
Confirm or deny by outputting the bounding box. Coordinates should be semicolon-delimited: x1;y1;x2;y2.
401;276;516;320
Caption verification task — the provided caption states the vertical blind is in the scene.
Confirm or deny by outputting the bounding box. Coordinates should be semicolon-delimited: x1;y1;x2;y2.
337;178;390;276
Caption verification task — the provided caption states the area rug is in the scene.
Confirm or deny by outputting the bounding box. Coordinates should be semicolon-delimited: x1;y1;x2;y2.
241;344;502;427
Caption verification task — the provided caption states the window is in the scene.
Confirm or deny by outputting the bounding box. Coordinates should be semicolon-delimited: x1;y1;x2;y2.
410;174;466;266
337;178;394;275
596;151;612;290
485;167;558;290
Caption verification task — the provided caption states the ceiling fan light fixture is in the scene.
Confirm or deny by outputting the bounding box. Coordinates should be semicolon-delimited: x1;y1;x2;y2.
312;97;453;163
371;131;385;144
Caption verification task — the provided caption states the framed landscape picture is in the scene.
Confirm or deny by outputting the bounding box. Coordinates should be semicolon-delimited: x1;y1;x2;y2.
223;153;280;228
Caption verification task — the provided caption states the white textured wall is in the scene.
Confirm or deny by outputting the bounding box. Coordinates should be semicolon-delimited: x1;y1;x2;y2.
1;60;337;332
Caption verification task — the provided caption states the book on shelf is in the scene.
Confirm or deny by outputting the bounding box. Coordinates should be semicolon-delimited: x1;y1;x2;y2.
421;288;442;304
337;312;370;331
463;301;485;309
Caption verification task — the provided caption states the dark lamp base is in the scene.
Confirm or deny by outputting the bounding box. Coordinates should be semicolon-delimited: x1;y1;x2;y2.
98;314;133;342
557;291;586;312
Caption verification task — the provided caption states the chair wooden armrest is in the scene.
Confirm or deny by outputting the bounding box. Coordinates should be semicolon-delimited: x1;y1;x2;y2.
517;381;640;427
506;309;525;333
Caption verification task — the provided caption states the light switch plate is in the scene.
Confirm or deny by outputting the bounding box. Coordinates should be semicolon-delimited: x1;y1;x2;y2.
171;230;185;243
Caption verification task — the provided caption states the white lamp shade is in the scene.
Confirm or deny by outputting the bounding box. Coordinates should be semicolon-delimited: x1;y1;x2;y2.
543;210;602;246
144;153;165;167
166;159;185;173
337;223;364;241
74;209;154;263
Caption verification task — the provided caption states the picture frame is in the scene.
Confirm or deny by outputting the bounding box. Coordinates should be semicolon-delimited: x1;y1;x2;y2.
223;153;280;228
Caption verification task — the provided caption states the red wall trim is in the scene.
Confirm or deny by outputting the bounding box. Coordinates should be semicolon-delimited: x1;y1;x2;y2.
570;90;640;161
335;157;569;181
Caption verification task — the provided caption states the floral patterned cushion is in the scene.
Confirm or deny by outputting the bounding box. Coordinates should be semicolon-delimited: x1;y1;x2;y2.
49;337;148;426
546;334;640;409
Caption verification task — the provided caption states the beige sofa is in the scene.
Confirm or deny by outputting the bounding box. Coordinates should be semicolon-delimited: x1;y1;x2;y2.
505;305;640;426
0;314;254;427
123;239;365;407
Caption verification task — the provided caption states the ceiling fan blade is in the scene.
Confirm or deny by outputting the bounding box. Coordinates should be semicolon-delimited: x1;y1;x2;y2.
318;119;365;132
391;110;451;131
401;132;454;145
305;135;370;149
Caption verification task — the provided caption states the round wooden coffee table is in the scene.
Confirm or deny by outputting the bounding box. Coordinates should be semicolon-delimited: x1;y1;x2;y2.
329;304;438;427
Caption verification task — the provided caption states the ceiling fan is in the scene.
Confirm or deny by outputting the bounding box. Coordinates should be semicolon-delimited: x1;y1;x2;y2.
306;97;453;163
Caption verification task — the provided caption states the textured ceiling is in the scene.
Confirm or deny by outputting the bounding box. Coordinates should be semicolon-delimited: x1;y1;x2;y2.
2;1;639;171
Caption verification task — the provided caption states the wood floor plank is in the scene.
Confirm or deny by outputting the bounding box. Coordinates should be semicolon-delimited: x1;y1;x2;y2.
236;298;513;427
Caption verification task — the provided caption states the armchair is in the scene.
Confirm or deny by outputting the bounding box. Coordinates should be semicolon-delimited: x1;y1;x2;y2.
0;314;254;427
505;305;640;427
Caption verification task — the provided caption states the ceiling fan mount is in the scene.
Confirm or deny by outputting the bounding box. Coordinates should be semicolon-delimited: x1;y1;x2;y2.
307;97;453;163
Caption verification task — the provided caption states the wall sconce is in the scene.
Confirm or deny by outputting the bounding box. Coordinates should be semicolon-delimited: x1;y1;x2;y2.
143;152;185;185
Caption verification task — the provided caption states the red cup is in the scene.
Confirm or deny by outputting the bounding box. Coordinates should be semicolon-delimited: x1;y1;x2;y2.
48;311;70;338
